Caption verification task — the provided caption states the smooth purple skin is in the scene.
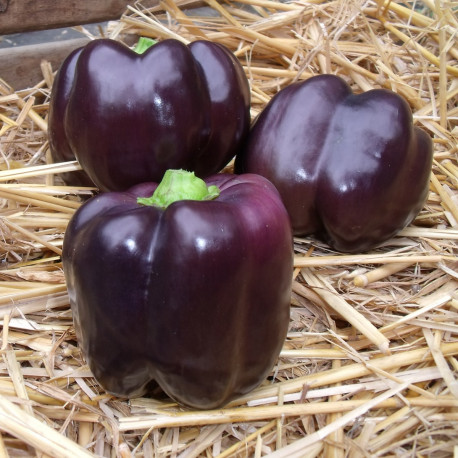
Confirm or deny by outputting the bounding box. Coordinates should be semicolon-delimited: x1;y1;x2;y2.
49;38;250;191
62;173;293;409
48;47;94;187
188;41;250;176
235;74;433;253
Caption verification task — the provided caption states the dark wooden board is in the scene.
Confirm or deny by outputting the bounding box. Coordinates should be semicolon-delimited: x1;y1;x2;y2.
0;0;146;34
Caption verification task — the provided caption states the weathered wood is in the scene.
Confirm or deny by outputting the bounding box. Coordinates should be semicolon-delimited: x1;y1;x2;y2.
0;0;155;34
0;38;89;89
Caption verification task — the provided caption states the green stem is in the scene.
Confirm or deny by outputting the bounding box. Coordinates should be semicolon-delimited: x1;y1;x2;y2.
133;37;157;54
137;169;220;209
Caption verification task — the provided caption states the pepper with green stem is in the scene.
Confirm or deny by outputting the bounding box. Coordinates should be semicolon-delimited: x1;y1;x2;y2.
63;170;293;409
49;37;250;190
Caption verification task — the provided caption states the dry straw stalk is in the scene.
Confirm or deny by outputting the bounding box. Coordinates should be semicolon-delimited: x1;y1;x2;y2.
0;0;457;456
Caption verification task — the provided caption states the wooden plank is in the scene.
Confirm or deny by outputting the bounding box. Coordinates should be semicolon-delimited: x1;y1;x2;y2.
0;0;155;34
0;38;89;89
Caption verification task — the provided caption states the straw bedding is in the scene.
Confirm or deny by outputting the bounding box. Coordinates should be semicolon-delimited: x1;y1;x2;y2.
0;0;457;456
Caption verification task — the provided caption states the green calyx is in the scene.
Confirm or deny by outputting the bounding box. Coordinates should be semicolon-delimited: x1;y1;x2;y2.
133;37;157;54
137;169;220;209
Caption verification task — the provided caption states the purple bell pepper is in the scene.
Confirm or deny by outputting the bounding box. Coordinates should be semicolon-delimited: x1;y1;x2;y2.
49;38;250;191
235;74;433;253
62;170;293;409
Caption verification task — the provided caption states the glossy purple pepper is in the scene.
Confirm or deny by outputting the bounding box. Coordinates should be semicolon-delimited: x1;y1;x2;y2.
235;74;433;253
62;171;293;409
49;38;250;191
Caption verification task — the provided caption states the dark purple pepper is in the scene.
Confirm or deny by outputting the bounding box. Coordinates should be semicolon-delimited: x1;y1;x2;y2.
235;74;433;253
48;38;250;191
62;171;293;409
